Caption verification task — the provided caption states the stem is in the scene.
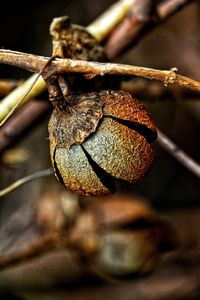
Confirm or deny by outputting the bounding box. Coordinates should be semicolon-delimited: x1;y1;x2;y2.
157;130;200;178
158;0;195;19
1;50;200;94
0;100;51;153
87;0;135;41
105;0;195;59
0;73;46;125
0;168;54;198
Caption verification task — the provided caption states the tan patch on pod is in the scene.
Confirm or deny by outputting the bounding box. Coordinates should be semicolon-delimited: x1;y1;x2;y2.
100;90;157;136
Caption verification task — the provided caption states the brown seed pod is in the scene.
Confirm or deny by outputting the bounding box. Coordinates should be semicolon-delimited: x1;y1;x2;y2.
48;90;157;196
69;195;176;279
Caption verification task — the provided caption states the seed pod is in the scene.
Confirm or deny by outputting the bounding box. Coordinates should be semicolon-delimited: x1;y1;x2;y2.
69;195;176;279
48;90;157;196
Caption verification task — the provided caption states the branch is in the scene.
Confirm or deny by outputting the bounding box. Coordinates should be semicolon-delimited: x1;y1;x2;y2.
0;100;51;152
0;168;53;198
105;0;195;59
157;129;200;178
87;0;134;41
158;0;195;19
0;50;200;94
0;73;46;125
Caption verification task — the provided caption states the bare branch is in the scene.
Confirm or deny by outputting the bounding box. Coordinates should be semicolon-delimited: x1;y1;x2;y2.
0;100;51;152
87;0;134;41
0;73;46;125
0;50;200;95
105;0;195;59
0;168;54;198
158;0;195;19
157;129;200;178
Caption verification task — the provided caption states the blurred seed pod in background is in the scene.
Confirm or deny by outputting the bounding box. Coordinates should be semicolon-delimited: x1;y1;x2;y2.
69;194;177;279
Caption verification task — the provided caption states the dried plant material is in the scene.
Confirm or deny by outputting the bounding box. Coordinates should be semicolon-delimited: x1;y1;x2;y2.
50;16;106;61
69;194;176;278
49;90;156;196
48;92;104;149
0;74;46;126
87;0;136;41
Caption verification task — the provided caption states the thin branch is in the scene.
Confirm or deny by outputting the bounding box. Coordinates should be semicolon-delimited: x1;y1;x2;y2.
158;0;195;19
87;0;134;41
0;73;46;125
105;0;195;59
0;100;51;152
0;50;200;94
157;129;200;178
0;168;54;198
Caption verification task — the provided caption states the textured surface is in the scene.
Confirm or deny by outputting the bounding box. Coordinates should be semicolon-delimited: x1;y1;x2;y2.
83;117;155;182
100;90;157;135
52;145;110;196
48;92;103;149
50;16;106;61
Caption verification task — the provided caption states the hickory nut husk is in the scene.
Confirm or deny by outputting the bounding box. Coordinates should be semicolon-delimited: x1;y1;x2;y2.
48;90;157;196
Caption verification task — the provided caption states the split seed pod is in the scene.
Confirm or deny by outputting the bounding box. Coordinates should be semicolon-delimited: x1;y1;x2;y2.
48;90;157;196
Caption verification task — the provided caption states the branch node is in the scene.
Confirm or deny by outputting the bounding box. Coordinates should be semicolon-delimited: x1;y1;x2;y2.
164;67;178;86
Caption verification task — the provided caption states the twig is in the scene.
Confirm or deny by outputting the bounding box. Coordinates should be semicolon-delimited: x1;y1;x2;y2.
158;0;195;19
105;0;154;59
0;168;54;198
87;0;134;41
0;73;46;125
0;100;51;152
0;79;18;96
157;130;200;178
0;50;200;94
105;0;195;59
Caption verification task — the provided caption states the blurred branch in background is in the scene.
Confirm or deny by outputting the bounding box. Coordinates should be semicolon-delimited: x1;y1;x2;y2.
157;130;200;178
105;0;195;59
0;100;51;153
